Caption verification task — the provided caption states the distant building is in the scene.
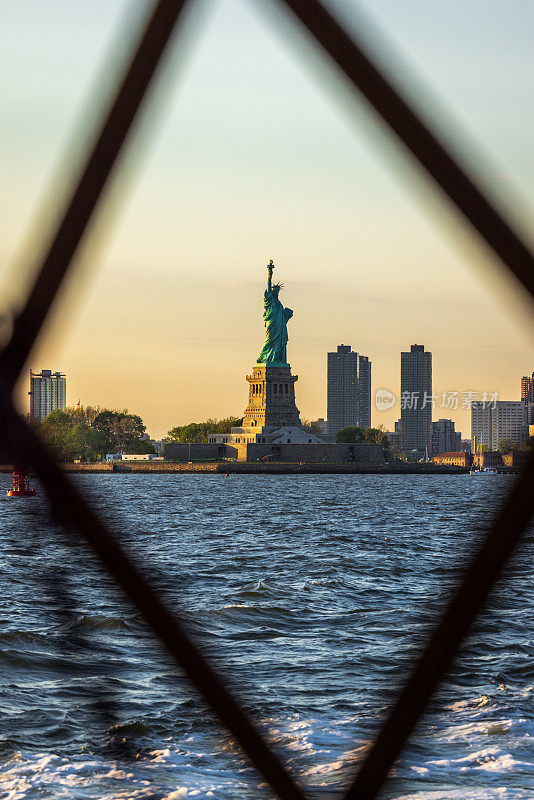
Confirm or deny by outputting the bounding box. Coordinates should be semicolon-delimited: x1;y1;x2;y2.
400;344;432;458
492;402;526;448
433;451;472;468
521;373;534;438
502;450;529;468
29;369;66;421
327;345;358;437
523;402;534;427
150;439;164;456
473;451;503;469
470;401;493;451
327;344;372;437
471;400;525;451
310;418;329;435
387;424;403;453
358;355;372;428
521;372;534;403
431;419;461;457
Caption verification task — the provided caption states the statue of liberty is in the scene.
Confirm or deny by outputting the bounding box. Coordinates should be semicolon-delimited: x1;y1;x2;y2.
257;260;293;367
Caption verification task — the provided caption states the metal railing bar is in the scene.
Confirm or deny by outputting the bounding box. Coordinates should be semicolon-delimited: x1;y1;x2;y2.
279;0;534;304
1;0;532;798
0;0;191;391
344;454;534;799
0;380;307;800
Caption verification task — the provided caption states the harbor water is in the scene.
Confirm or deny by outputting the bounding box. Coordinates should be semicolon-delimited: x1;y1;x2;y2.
0;473;533;799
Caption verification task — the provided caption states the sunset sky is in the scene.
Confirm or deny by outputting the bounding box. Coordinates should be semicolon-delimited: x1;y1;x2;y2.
2;0;534;438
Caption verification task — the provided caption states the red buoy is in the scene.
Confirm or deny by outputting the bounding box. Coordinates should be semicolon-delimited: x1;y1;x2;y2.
7;466;36;497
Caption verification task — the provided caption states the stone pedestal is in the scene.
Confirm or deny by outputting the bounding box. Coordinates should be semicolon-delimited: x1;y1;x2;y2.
243;365;301;430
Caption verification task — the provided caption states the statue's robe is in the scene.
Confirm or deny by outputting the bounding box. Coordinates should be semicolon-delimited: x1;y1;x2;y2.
257;289;293;366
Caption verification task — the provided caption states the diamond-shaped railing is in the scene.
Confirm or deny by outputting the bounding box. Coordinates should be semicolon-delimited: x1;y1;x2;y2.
1;2;533;799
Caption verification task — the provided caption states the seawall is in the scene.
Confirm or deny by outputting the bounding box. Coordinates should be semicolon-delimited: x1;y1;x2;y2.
0;462;472;475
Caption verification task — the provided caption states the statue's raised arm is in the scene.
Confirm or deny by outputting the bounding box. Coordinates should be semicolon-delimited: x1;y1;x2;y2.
257;259;293;367
266;259;274;292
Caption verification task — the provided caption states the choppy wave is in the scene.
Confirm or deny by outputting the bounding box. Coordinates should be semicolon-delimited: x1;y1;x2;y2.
0;473;532;799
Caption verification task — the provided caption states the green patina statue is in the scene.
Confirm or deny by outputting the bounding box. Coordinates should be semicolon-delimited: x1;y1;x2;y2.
256;259;293;367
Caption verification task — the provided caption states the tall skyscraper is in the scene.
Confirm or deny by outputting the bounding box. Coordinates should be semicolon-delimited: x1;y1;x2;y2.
29;370;67;421
358;355;372;428
521;373;534;403
327;345;371;436
327;345;358;437
471;400;525;451
400;344;432;456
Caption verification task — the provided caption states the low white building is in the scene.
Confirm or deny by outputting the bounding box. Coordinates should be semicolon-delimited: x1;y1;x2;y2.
208;425;324;447
106;453;162;461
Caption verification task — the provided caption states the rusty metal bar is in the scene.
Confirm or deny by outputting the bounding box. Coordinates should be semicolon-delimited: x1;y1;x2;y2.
0;378;307;800
0;0;191;391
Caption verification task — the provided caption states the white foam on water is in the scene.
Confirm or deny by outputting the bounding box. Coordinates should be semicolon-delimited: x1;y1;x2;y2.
425;746;533;775
304;760;344;776
149;749;171;763
446;694;493;713
437;719;513;740
391;789;524;800
0;750;215;800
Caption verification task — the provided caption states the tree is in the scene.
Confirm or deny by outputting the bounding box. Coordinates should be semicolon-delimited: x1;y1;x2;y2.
63;405;103;426
362;425;390;448
524;436;534;452
497;438;518;454
129;437;156;455
93;410;149;453
336;426;360;443
40;410;76;461
166;417;243;443
336;426;389;448
37;406;152;460
72;423;107;462
39;410;107;461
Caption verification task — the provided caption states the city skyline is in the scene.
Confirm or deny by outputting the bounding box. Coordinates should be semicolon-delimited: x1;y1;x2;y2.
3;1;534;438
29;348;531;445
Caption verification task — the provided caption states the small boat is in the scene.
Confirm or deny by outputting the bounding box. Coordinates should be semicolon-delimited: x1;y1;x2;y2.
7;468;36;497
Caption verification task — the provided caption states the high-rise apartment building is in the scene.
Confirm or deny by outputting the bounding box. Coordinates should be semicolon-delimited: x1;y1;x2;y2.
471;400;525;451
358;355;371;428
431;418;461;456
29;369;67;421
400;344;432;456
327;345;372;436
521;373;534;403
470;402;493;451
327;345;358;437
